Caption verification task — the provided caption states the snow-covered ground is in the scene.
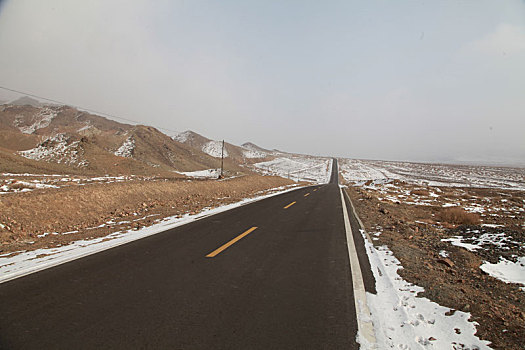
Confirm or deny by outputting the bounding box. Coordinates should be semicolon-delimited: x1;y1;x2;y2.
480;257;525;291
0;184;302;284
442;229;525;291
360;230;492;349
339;158;525;190
176;168;221;179
251;156;332;183
339;159;401;182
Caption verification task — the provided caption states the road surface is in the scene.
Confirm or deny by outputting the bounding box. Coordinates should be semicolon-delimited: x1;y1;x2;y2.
0;159;374;349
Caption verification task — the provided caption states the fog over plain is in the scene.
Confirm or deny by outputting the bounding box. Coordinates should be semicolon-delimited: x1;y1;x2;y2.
0;0;524;166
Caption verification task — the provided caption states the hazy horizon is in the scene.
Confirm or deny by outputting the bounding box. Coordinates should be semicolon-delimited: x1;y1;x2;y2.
1;0;524;166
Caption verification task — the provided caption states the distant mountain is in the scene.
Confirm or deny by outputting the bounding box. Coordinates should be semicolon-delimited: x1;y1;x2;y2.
173;130;214;152
8;96;43;107
173;130;271;163
0;97;280;176
241;142;272;158
0;104;228;175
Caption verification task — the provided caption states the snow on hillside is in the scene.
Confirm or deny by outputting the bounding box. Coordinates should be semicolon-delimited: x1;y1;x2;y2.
77;123;92;133
202;140;228;158
242;144;267;159
114;136;135;158
19;134;88;167
339;158;525;190
14;107;58;134
172;131;191;143
252;156;331;183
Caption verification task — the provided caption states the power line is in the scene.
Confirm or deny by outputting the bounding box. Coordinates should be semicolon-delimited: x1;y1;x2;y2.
0;85;179;135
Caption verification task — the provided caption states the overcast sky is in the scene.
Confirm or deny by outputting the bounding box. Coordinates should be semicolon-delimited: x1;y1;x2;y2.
0;0;524;165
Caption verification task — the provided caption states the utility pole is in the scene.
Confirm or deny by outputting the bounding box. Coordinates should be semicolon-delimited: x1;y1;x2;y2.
220;140;224;179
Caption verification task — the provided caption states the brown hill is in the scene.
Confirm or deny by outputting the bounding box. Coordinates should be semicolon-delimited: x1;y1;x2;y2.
241;142;273;158
7;96;43;107
0;103;239;175
173;130;271;164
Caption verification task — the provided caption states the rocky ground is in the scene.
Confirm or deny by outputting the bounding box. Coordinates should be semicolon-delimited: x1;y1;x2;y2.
345;180;525;350
0;174;296;255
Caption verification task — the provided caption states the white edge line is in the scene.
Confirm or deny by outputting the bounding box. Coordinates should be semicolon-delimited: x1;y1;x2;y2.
0;184;313;284
341;186;374;244
340;187;377;347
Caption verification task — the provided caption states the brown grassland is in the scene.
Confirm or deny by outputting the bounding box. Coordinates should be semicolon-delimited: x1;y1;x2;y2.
0;175;295;254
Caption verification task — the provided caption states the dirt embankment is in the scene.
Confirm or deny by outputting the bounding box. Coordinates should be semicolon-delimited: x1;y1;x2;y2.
0;175;295;253
345;183;525;350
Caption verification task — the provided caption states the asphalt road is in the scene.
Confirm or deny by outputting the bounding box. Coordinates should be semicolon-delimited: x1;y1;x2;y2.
0;159;370;349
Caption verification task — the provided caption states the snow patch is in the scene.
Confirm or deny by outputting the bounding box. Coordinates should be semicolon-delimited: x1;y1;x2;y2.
19;134;88;167
77;123;92;132
172;131;190;143
481;224;504;228
439;250;450;258
0;174;139;194
177;168;220;179
362;235;491;349
442;231;521;252
480;257;525;290
442;236;482;252
242;148;267;159
242;144;267;158
14;107;57;134
202;140;227;158
442;230;525;290
0;179;59;194
114;136;135;158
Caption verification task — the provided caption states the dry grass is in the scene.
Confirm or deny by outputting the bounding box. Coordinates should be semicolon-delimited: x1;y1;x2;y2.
438;207;481;225
0;175;294;249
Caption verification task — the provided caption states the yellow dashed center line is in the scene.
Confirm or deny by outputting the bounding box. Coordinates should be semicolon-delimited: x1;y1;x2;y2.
283;201;296;209
304;193;310;197
206;227;258;258
313;188;318;192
